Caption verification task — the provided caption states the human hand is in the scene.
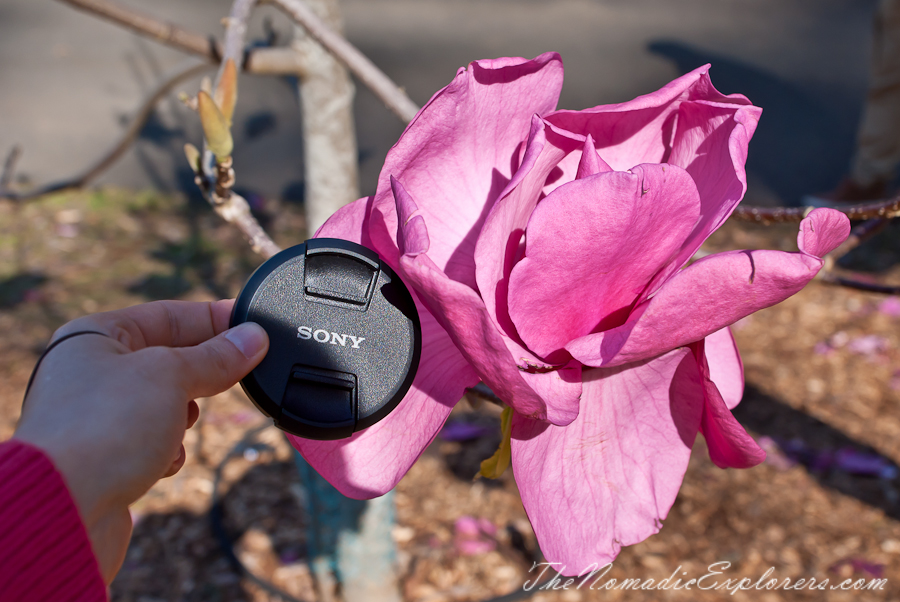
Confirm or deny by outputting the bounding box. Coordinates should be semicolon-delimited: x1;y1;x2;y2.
13;299;268;583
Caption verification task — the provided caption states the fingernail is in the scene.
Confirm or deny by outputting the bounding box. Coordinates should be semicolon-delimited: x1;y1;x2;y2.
225;322;267;358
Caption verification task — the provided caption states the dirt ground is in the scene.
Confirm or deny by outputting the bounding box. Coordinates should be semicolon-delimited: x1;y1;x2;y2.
2;190;900;602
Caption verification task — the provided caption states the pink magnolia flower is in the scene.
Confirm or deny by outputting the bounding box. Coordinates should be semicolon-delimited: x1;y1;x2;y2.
290;53;850;571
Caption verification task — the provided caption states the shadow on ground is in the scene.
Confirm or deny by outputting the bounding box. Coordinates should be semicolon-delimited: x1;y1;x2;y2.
115;460;309;602
736;384;900;520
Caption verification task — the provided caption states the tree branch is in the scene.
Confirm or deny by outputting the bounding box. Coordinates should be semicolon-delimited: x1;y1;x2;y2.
216;0;256;85
268;0;420;123
54;0;418;122
57;0;220;60
2;60;212;202
819;272;900;295
54;0;306;75
195;0;281;259
733;195;900;224
827;218;890;262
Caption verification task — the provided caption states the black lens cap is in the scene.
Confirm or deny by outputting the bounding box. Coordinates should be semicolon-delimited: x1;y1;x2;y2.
230;238;421;440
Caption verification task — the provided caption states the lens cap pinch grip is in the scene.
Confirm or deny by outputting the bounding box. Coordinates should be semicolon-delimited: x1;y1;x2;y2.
230;238;422;440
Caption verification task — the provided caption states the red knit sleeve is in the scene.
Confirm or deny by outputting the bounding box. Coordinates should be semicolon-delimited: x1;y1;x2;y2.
0;440;107;602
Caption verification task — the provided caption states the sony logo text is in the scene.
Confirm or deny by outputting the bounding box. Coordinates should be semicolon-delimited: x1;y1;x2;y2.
297;326;366;349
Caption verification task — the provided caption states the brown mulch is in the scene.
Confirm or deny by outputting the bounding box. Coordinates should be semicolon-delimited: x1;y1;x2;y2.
2;191;900;601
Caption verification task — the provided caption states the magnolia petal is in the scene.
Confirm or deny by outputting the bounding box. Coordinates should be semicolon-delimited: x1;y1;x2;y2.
544;68;760;304
393;178;580;424
290;307;479;498
567;210;850;368
398;251;579;424
574;134;612;180
691;340;765;468
511;348;704;571
704;327;743;410
474;116;583;342
365;53;565;287
292;195;477;497
643;102;761;295
567;248;824;367
391;176;429;256
507;164;701;359
314;195;370;241
544;65;752;172
798;207;852;257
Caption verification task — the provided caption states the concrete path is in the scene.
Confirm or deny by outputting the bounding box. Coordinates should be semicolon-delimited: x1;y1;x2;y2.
0;0;880;206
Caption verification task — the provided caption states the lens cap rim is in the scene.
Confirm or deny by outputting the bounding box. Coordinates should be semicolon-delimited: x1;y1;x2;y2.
230;238;421;440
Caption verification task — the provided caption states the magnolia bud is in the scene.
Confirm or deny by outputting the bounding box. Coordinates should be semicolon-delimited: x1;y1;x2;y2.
198;90;233;162
215;59;238;126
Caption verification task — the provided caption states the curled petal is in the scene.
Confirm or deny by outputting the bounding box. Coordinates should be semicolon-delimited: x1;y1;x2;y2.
545;65;753;172
798;207;852;257
291;307;479;498
644;101;761;294
545;67;761;300
367;53;565;286
511;348;704;571
574;134;613;180
393;178;581;424
391;176;429;256
474;117;583;342
567;249;820;366
690;340;765;468
566;209;850;368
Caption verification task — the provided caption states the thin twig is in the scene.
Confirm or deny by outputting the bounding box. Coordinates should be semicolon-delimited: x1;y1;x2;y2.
268;0;420;123
820;272;900;295
4;61;211;202
217;0;256;85
54;0;416;120
57;0;220;60
195;0;281;259
54;0;305;75
828;218;890;262
0;146;22;195
465;383;505;409
733;195;900;224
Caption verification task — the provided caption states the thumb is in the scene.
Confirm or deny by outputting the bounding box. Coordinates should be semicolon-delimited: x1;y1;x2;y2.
174;322;269;399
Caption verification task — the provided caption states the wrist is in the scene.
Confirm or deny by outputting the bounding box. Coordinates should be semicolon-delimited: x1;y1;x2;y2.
11;429;112;531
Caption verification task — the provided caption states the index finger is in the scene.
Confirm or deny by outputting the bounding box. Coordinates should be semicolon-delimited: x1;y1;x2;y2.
55;299;236;351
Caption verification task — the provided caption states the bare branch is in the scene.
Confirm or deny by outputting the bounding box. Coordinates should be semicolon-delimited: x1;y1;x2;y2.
733;195;900;224
820;272;900;295
54;0;416;121
5;61;212;202
465;383;505;409
216;0;256;85
827;218;890;262
193;0;281;259
195;159;280;259
268;0;420;123
57;0;221;60
54;0;306;75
